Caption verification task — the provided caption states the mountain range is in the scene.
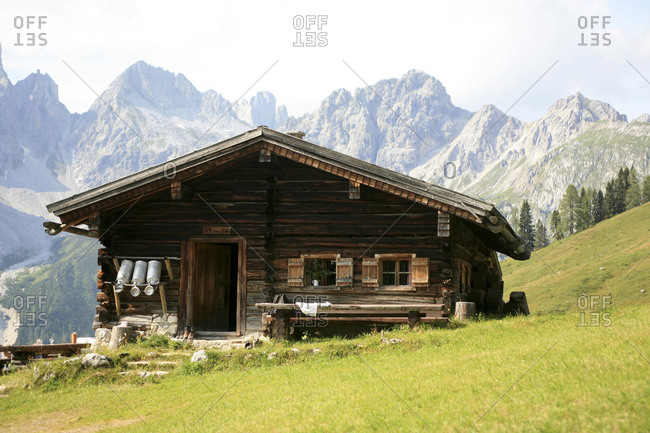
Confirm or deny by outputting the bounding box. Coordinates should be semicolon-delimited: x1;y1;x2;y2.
0;45;648;344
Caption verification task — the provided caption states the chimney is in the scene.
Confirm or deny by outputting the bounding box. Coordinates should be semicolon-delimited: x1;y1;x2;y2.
285;130;305;139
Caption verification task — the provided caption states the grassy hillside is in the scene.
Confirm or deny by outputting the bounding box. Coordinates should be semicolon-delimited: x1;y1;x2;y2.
501;201;650;313
1;306;649;432
0;236;97;344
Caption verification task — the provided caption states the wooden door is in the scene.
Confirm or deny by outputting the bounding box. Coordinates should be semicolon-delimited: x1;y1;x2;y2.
193;244;232;331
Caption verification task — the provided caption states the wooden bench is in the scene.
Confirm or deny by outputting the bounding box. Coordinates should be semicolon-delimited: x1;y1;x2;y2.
255;303;447;338
0;343;90;364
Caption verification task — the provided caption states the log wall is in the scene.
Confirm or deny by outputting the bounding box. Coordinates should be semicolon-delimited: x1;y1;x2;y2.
96;153;500;333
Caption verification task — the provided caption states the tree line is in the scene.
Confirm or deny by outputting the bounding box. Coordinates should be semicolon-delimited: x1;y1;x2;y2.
513;166;650;251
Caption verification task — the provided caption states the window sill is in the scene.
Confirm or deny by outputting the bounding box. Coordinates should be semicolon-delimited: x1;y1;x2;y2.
300;285;340;291
376;285;416;292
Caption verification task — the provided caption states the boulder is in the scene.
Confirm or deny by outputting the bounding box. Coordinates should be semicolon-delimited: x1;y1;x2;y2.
191;349;208;363
82;353;112;368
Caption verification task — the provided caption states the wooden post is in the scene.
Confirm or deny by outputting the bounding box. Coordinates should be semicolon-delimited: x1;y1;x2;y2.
159;284;168;316
112;287;122;316
455;301;476;321
108;326;133;349
164;259;174;280
274;310;291;340
407;310;421;328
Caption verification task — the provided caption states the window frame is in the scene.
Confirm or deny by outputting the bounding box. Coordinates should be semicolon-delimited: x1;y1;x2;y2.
304;255;338;287
375;253;417;291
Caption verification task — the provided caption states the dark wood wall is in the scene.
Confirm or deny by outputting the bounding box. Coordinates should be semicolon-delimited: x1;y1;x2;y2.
96;152;500;333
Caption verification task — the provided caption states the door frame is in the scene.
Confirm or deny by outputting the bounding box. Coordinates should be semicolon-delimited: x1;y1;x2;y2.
180;236;246;336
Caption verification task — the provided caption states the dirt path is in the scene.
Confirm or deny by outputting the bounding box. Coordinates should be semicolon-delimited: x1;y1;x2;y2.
5;410;142;433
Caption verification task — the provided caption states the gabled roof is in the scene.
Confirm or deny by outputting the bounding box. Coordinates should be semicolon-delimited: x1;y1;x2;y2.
46;126;530;260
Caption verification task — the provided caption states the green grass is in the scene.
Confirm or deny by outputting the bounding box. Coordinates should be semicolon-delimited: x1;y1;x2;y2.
1;205;648;432
1;307;649;432
502;201;650;313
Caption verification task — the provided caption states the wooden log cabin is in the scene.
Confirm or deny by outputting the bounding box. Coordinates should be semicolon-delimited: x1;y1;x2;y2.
45;127;529;338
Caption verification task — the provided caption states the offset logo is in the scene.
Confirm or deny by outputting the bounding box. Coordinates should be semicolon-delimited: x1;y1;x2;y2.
14;16;48;46
293;15;328;47
577;294;611;327
578;16;611;46
12;295;48;327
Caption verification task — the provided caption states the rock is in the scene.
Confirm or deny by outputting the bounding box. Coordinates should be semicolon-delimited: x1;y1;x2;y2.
641;289;647;293
267;352;277;360
64;357;81;365
138;371;169;379
168;315;178;324
42;372;56;382
191;350;208;363
82;353;112;368
311;348;322;354
91;328;112;350
291;348;301;354
599;267;606;270
0;385;10;394
381;338;402;345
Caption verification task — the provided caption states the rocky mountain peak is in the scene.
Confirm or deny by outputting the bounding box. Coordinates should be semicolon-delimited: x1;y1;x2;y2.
107;60;201;113
235;91;288;129
13;71;60;105
0;44;11;92
546;92;626;123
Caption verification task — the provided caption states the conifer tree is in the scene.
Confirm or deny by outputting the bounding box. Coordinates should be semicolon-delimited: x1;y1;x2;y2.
613;167;630;215
576;187;591;231
604;180;616;218
518;200;535;249
550;209;563;240
625;166;641;210
560;184;579;234
534;219;548;250
592;189;605;223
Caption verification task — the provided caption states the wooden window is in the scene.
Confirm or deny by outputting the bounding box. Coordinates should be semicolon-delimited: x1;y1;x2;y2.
438;211;450;237
381;259;411;285
259;149;272;163
362;258;379;288
365;254;429;289
304;258;337;286
291;254;345;287
349;181;361;199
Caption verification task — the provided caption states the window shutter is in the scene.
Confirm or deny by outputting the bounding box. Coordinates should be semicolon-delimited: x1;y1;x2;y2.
362;258;379;288
412;257;429;288
287;258;304;287
336;258;353;287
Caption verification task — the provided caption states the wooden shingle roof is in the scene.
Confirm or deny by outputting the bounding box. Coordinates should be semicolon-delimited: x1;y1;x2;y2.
46;126;530;260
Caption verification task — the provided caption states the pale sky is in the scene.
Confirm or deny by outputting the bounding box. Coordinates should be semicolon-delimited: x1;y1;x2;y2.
1;0;649;121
